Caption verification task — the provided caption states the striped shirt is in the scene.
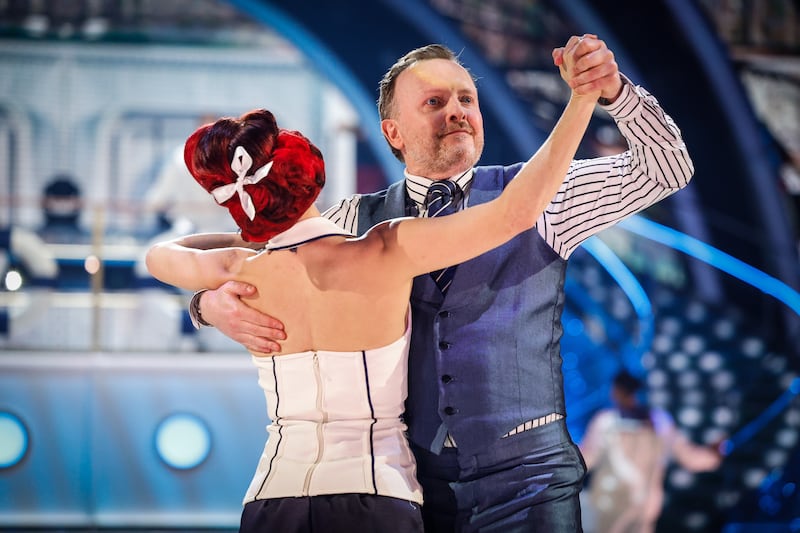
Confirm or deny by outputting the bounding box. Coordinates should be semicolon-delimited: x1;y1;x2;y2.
323;76;693;259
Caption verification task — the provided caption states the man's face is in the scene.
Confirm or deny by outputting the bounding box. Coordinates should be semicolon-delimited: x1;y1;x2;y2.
381;58;484;180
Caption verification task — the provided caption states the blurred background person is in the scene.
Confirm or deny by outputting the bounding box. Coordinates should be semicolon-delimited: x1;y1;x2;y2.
38;174;90;244
579;370;725;533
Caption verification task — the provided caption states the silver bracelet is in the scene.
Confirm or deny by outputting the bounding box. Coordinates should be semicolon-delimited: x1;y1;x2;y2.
189;289;211;329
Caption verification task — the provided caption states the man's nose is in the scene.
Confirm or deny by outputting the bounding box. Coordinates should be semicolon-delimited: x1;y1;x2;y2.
446;100;467;121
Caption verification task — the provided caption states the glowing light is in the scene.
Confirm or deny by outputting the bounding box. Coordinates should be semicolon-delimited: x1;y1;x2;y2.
668;352;690;371
670;468;696;488
4;270;22;291
712;407;734;426
154;413;211;470
582;236;654;361
698;351;723;372
84;255;101;275
0;411;28;468
618;216;800;316
678;406;704;427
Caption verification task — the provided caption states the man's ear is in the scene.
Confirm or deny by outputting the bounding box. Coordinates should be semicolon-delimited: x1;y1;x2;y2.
381;119;403;151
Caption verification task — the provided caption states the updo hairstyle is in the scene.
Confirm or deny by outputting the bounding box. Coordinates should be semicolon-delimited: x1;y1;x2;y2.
184;109;325;242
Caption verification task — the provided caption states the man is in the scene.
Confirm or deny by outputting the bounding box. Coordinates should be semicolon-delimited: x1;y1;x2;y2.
189;35;694;531
579;371;723;533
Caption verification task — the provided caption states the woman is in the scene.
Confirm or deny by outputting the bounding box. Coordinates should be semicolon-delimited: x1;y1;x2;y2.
146;89;597;532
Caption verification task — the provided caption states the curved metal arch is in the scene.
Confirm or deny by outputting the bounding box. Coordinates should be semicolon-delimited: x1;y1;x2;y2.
226;0;404;183
229;0;548;183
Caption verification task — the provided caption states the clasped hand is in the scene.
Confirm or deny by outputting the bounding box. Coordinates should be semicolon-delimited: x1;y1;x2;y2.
552;34;622;103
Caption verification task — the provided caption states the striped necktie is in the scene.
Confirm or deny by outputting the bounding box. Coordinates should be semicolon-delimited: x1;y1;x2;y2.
424;179;463;294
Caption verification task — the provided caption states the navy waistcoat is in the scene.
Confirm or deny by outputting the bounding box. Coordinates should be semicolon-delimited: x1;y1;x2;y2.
357;164;568;458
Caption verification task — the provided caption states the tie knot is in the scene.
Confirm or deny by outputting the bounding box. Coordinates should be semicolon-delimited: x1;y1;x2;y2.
425;180;463;217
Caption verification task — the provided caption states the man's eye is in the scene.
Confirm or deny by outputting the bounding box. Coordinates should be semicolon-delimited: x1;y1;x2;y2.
426;97;440;106
461;96;474;104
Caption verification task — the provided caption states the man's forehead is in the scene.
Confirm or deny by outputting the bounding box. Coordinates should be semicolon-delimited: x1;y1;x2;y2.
400;59;476;90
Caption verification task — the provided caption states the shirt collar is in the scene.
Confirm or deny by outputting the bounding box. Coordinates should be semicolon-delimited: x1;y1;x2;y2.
404;168;474;211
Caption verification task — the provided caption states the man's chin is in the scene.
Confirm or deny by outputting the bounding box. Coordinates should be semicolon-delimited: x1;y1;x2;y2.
440;159;477;177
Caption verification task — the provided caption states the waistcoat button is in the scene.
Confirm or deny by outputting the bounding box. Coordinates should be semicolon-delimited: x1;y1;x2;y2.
444;406;458;416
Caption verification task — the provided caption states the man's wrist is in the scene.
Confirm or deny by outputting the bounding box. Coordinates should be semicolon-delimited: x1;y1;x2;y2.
598;75;627;106
189;289;212;329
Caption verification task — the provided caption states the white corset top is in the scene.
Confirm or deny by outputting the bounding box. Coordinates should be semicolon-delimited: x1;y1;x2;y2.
243;311;422;504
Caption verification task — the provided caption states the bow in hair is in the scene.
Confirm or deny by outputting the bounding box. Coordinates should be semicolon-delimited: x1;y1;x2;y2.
211;145;274;220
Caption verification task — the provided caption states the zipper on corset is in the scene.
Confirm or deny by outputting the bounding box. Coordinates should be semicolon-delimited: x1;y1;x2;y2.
302;351;326;495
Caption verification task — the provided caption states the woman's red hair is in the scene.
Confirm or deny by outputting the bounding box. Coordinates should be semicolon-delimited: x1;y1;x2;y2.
184;109;325;242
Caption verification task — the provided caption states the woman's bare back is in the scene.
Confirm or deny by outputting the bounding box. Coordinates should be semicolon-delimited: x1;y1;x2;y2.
238;230;413;357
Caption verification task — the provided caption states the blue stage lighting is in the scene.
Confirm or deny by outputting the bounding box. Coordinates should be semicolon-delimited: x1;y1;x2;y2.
154;412;212;470
0;411;28;469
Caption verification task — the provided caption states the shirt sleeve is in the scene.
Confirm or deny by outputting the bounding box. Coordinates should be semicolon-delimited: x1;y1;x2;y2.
321;194;362;234
538;74;695;259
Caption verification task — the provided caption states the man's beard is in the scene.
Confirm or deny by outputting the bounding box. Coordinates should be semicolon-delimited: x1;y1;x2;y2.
416;134;483;176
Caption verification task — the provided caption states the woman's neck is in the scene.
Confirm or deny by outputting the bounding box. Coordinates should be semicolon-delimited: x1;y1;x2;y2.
297;204;321;222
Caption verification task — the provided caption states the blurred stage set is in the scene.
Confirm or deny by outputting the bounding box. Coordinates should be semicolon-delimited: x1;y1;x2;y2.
0;1;798;531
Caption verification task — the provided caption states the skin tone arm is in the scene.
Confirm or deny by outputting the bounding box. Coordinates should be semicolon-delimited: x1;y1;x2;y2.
147;89;598;308
190;33;621;353
145;234;258;292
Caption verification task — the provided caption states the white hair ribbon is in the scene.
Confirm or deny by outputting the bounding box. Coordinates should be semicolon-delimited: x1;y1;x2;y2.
211;146;274;220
